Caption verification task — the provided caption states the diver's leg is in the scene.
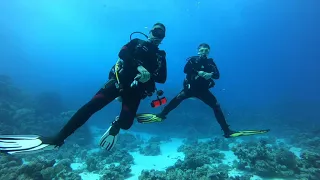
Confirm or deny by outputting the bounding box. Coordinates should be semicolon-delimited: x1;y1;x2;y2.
114;92;141;131
99;90;140;150
195;90;231;135
53;79;119;146
159;89;192;118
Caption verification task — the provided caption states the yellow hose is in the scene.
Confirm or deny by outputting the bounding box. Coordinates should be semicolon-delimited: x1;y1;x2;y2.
115;58;120;84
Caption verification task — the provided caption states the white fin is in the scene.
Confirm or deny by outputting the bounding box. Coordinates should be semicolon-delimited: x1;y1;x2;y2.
99;127;118;151
0;135;56;155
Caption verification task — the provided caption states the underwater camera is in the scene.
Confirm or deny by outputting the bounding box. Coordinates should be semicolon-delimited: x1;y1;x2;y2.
151;90;167;108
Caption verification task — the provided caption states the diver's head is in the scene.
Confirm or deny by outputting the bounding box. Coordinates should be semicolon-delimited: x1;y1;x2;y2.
197;43;210;58
148;23;166;45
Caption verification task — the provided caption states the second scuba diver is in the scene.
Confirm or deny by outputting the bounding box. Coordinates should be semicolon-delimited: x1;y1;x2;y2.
136;43;270;138
0;23;168;154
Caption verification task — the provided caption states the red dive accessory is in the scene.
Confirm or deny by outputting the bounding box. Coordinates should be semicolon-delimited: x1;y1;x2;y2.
151;97;167;108
151;90;167;108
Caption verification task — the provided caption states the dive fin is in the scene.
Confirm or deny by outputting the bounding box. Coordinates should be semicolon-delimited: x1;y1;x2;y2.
228;129;270;138
99;126;118;151
0;135;56;155
136;113;164;124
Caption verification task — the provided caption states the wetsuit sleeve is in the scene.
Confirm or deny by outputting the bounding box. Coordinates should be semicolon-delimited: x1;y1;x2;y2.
118;38;141;68
184;57;198;75
153;51;167;84
208;58;220;79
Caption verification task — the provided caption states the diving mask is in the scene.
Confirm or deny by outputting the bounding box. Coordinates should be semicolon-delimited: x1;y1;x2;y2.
151;28;165;39
198;47;210;56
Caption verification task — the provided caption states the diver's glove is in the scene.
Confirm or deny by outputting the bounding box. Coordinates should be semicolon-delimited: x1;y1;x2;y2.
203;72;213;80
198;71;206;77
198;71;212;80
137;66;150;83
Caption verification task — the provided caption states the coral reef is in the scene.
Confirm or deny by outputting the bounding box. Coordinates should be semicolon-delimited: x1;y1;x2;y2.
85;149;134;172
0;144;134;179
232;139;299;178
296;151;320;180
232;137;320;180
100;163;132;180
139;164;252;180
291;132;320;153
139;143;161;156
0;153;80;180
139;137;162;156
210;137;232;151
116;133;144;151
178;140;226;168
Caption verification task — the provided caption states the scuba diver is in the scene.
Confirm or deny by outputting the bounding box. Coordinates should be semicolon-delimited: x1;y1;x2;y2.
0;23;168;154
136;43;270;138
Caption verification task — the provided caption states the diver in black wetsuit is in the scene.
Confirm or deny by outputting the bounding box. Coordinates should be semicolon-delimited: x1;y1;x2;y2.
161;43;235;137
137;43;235;137
0;23;167;154
55;23;167;151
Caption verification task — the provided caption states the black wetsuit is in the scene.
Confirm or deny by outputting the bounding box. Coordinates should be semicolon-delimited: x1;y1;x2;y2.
159;56;230;133
51;38;167;146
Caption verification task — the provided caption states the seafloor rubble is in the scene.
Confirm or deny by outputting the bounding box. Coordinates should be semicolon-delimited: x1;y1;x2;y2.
1;74;319;180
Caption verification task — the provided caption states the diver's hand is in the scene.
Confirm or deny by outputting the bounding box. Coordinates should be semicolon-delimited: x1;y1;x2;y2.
203;72;213;80
198;71;205;77
198;71;212;80
137;66;150;83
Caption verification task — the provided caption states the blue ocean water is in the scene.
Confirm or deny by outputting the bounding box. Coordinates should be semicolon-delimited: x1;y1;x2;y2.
0;0;319;180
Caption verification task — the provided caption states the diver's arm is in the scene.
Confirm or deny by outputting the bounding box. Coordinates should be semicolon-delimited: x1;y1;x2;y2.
118;38;142;68
153;51;167;84
208;58;220;79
